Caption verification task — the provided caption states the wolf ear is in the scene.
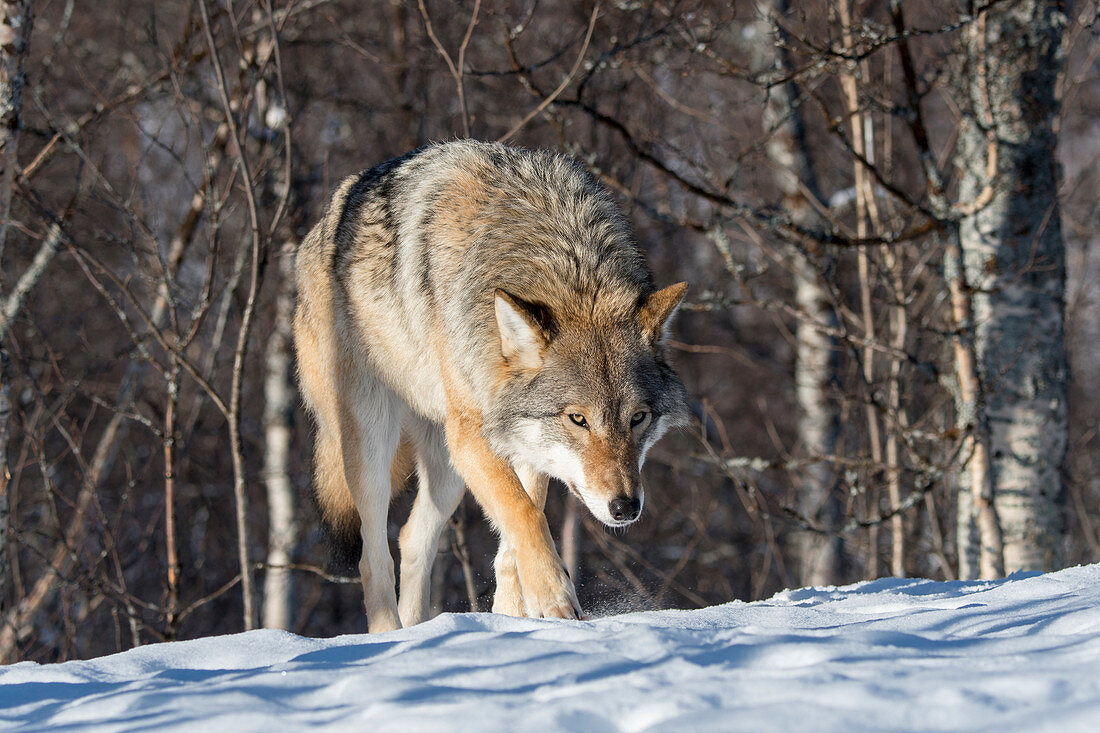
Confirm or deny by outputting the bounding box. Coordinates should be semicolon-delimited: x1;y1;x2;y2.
495;290;550;369
638;282;688;346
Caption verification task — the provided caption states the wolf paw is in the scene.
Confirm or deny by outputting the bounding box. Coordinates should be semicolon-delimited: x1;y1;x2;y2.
519;561;582;620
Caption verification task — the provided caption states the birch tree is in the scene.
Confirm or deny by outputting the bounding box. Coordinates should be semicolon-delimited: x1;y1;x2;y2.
0;0;31;256
755;0;844;586
262;240;298;631
955;0;1068;574
0;0;34;618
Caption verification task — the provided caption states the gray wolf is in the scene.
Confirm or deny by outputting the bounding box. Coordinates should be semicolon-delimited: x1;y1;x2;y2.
293;140;689;632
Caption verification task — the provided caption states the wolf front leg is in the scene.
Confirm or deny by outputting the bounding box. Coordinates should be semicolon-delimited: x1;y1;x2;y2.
445;411;581;620
492;464;550;616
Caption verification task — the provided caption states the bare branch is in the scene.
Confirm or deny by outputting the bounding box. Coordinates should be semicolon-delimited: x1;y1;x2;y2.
497;2;599;144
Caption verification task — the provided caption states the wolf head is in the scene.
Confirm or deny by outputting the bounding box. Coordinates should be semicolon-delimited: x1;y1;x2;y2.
486;283;691;527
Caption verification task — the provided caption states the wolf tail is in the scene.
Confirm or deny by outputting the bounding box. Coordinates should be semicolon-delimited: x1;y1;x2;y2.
311;430;361;569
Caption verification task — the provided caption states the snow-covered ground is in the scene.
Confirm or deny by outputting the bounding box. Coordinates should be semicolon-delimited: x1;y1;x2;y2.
3;565;1100;732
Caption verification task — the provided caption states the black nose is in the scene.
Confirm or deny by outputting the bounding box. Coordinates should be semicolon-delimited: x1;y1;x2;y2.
609;496;641;522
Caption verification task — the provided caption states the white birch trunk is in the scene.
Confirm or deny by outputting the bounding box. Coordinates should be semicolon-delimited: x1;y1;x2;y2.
755;0;843;586
262;240;298;630
956;0;1068;573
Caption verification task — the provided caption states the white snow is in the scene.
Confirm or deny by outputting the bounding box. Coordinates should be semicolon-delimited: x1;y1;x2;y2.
4;564;1100;732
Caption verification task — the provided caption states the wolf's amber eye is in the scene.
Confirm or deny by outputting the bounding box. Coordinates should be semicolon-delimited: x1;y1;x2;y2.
630;411;648;428
568;413;589;429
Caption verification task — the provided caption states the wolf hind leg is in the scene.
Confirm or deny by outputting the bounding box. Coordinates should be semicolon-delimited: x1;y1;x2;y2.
397;417;466;627
492;464;550;617
339;372;405;633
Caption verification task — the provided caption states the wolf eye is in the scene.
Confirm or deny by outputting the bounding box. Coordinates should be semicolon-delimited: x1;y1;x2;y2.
630;411;648;428
568;413;589;429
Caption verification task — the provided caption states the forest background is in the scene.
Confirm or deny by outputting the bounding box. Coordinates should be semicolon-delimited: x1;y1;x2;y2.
1;0;1097;663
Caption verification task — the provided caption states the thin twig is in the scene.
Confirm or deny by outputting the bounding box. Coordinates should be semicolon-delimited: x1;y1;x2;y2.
418;0;481;137
0;223;62;342
498;3;600;143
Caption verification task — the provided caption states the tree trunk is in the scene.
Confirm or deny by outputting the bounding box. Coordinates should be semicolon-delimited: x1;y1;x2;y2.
0;0;32;259
756;0;844;586
0;0;34;621
0;350;10;615
838;0;888;580
947;227;1005;580
261;240;298;631
955;0;1068;574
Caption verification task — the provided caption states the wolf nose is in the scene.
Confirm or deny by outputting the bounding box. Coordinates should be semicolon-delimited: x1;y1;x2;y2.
609;496;641;522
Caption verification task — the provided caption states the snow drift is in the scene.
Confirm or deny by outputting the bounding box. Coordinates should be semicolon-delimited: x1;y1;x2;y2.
3;564;1100;731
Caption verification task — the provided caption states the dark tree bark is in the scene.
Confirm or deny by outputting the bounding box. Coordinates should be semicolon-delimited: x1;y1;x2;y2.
0;0;35;621
0;0;32;257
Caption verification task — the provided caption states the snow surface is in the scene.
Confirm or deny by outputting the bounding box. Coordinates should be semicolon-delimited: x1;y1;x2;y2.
3;565;1100;732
